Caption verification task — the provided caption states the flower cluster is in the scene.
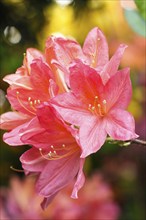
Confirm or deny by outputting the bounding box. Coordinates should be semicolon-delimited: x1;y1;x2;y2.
0;27;138;208
0;174;120;220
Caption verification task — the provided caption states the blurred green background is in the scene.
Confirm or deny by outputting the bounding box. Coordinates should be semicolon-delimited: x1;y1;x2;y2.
0;0;146;220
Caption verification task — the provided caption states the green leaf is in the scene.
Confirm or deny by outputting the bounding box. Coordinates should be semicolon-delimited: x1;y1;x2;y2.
124;9;146;37
134;0;146;20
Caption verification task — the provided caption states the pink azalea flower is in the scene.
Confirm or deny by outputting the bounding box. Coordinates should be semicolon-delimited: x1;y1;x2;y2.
52;60;138;158
0;176;44;219
19;104;85;209
45;27;127;86
0;173;120;220
0;49;60;146
49;173;120;220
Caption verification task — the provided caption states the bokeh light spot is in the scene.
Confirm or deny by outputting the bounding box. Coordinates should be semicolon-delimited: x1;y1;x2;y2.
54;0;74;7
4;26;21;44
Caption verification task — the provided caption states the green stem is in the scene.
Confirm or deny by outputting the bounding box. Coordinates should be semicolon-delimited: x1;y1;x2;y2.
106;138;146;146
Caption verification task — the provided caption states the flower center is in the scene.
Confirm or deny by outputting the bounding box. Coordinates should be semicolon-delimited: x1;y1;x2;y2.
16;91;41;115
39;144;79;160
88;96;107;117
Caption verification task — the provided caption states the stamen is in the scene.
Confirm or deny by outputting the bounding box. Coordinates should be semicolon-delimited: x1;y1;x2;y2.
97;104;104;116
16;91;36;115
34;100;37;105
94;96;98;106
37;100;41;104
29;101;36;111
103;99;107;104
97;38;100;41
102;99;107;113
28;97;31;101
39;146;78;161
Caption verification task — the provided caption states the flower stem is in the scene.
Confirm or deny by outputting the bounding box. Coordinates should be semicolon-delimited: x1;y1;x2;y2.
106;138;146;146
130;139;146;146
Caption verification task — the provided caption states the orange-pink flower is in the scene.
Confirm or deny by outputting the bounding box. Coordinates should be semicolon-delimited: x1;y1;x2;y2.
0;27;138;210
0;48;59;145
52;60;138;157
45;27;127;86
19;104;85;209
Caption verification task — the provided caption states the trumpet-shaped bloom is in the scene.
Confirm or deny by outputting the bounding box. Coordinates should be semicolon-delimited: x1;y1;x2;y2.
0;49;59;145
19;104;85;209
45;27;127;86
52;61;138;158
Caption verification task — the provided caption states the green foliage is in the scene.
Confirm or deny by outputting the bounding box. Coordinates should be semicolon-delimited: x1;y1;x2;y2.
124;9;146;37
134;0;146;20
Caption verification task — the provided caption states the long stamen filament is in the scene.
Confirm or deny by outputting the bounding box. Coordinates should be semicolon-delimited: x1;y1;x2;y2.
16;91;36;115
97;104;104;116
102;99;107;113
39;147;78;161
29;101;37;111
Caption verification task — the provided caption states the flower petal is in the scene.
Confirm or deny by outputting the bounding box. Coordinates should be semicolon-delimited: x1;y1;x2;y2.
35;152;80;200
0;111;31;130
20;147;48;173
69;61;104;102
4;74;32;90
79;116;107;158
83;27;109;70
41;192;58;210
101;44;127;84
45;36;85;89
104;68;132;111
30;59;54;93
3;121;31;146
45;36;84;68
106;109;138;140
52;92;91;127
71;158;85;199
24;48;44;69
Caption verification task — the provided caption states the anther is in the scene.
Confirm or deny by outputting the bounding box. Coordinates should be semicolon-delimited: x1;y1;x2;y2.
34;100;37;105
97;38;100;41
37;100;41;104
29;101;33;106
102;99;107;114
28;97;31;101
103;100;107;104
